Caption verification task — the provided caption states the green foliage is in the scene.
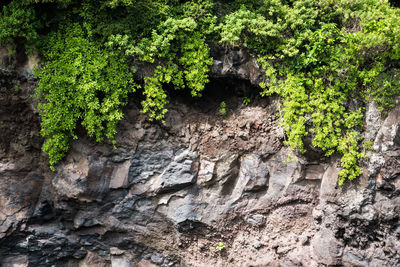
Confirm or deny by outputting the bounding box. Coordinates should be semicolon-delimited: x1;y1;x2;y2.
108;1;215;121
220;0;400;184
219;101;227;116
283;154;296;164
363;140;374;151
13;85;20;93
4;0;400;182
136;18;213;121
0;1;41;53
80;0;173;41
36;23;136;168
216;242;226;251
242;97;250;106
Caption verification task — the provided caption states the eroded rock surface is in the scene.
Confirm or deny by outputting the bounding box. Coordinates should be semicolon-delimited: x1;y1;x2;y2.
0;48;399;267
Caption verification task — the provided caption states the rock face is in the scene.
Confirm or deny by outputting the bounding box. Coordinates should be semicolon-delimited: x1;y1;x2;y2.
0;47;399;267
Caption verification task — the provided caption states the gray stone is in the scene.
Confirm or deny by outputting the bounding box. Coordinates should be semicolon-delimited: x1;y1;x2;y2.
304;164;326;180
215;153;239;184
152;150;197;193
111;256;135;267
109;160;131;189
0;170;43;237
320;164;339;201
252;241;262;249
374;105;400;152
157;190;198;224
241;154;269;192
128;146;174;185
197;159;215;185
365;101;382;142
72;248;87;259
311;229;343;266
265;148;303;198
246;214;264;225
342;250;368;267
1;256;28;267
368;153;385;176
150;254;164;265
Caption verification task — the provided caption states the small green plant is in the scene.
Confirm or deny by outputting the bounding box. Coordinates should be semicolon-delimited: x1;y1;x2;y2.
283;154;296;164
219;101;227;116
362;140;374;152
13;84;20;92
218;101;226;116
216;241;226;251
242;97;250;106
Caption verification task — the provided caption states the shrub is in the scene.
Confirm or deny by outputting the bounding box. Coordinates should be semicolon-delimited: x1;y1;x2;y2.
219;0;400;185
35;24;136;169
0;1;41;53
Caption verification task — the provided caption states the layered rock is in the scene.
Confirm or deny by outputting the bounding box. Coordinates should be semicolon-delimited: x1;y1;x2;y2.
0;48;399;267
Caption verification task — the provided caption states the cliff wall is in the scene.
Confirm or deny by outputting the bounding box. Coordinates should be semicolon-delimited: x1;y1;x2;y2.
0;47;399;267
